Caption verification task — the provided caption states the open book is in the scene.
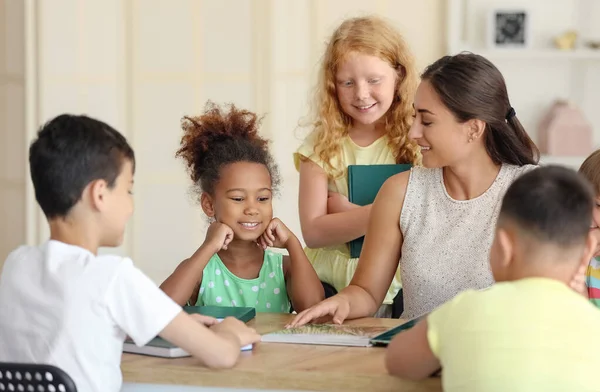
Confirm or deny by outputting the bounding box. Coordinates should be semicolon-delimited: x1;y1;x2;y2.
261;318;421;348
260;324;389;347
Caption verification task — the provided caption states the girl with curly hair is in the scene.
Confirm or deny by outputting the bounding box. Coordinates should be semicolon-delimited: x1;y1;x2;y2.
161;102;324;313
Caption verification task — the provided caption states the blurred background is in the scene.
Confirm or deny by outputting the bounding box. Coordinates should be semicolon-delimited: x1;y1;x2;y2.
0;0;599;283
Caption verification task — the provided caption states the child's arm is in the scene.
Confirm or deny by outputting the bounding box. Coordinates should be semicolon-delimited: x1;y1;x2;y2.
159;312;260;368
258;218;325;312
299;159;372;248
160;222;234;305
569;261;589;298
109;259;260;369
385;319;441;380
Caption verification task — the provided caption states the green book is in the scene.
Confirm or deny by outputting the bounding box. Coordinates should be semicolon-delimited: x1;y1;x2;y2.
123;306;256;357
182;305;256;323
347;164;412;258
369;317;420;346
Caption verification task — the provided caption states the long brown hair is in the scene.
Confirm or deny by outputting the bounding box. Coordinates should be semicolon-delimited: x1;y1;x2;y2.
421;53;539;166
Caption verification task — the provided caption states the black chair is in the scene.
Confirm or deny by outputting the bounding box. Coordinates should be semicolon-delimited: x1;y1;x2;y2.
391;289;404;319
0;362;77;392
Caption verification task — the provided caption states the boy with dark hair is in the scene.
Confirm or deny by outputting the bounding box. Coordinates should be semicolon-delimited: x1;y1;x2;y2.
386;166;600;391
0;114;260;392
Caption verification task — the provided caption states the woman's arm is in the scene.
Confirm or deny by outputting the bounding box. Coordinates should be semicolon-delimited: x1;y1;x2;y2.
298;158;372;248
342;171;409;316
289;171;410;326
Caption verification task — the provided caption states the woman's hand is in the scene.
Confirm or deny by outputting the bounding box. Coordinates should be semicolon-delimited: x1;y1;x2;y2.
286;294;351;328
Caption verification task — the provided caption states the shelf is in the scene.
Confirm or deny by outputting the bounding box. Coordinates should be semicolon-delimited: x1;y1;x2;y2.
468;48;600;61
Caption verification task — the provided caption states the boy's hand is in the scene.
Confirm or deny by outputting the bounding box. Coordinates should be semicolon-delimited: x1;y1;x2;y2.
569;262;588;298
327;191;357;214
257;218;294;249
189;313;220;327
203;221;234;253
211;317;261;347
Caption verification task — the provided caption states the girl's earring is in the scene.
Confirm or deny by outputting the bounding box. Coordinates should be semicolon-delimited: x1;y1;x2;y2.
208;216;216;223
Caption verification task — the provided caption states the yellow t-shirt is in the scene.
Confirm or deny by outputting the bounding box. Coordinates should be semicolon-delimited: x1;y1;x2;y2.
427;277;600;392
293;131;402;304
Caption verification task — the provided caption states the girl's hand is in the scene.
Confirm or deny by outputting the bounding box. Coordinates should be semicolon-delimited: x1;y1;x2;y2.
327;191;357;214
203;221;234;253
257;218;293;249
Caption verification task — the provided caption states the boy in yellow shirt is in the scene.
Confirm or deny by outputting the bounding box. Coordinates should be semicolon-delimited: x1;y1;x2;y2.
386;165;600;391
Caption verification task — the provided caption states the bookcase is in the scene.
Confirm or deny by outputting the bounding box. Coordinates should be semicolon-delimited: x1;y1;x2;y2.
446;0;600;169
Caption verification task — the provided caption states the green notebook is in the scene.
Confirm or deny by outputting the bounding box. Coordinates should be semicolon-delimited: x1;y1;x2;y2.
347;164;412;258
369;317;420;346
182;305;256;323
123;306;256;357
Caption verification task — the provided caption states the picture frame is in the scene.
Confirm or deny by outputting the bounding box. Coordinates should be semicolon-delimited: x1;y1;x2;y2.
487;8;531;49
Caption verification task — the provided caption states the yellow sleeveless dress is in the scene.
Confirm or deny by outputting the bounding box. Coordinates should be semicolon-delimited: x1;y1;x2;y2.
294;132;402;305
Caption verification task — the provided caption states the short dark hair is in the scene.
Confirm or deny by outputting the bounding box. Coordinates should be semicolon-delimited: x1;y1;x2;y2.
176;102;280;196
29;114;135;219
422;53;539;167
500;166;593;248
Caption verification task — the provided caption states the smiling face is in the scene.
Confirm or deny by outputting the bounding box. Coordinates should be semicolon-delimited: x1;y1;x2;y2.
202;161;273;242
335;51;398;128
408;80;475;168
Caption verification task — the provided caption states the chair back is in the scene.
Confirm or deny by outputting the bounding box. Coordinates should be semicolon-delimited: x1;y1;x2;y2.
0;362;77;392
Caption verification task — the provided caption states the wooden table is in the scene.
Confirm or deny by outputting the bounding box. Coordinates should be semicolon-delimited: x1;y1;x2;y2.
121;313;442;392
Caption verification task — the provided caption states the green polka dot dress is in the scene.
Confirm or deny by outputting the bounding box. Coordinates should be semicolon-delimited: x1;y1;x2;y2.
195;250;290;313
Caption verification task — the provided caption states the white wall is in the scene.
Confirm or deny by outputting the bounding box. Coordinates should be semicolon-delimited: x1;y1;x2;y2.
0;0;26;271
0;0;444;282
2;0;598;281
449;0;600;156
5;0;598;283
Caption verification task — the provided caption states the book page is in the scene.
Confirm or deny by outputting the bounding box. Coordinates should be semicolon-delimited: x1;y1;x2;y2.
274;324;387;337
